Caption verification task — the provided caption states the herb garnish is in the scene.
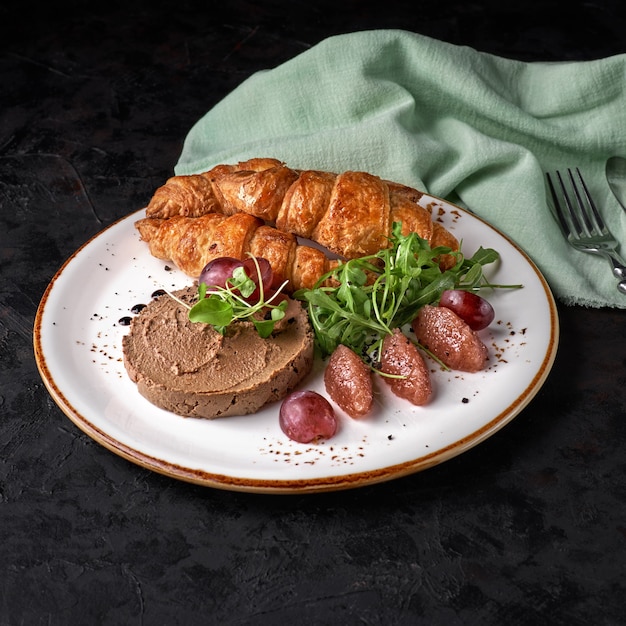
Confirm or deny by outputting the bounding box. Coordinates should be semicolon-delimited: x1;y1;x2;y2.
294;222;521;363
170;257;289;338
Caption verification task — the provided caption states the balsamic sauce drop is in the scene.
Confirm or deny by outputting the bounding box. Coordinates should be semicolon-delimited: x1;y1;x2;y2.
117;290;166;326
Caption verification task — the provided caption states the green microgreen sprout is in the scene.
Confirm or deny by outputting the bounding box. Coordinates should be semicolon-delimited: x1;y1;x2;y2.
169;255;289;339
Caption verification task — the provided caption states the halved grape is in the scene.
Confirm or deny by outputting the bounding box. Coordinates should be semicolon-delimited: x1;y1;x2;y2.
279;390;338;443
199;257;243;291
438;289;495;330
199;256;275;303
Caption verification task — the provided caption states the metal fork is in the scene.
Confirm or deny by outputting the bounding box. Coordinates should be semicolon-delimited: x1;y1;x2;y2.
546;167;626;295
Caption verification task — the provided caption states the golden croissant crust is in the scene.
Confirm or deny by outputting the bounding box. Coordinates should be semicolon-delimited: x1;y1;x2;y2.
144;158;458;260
135;212;338;292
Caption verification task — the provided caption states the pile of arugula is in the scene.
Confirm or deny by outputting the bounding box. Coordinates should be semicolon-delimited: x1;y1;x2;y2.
294;222;517;363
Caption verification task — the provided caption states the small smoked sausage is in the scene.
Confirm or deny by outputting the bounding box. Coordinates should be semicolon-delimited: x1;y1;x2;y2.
379;329;432;406
412;304;488;372
324;344;373;418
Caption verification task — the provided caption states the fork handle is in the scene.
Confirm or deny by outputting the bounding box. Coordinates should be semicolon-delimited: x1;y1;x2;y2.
606;251;626;279
587;251;626;294
602;251;626;280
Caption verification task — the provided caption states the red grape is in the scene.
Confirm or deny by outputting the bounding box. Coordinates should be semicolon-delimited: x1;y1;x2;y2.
199;257;243;291
438;289;495;330
199;256;274;303
279;390;338;443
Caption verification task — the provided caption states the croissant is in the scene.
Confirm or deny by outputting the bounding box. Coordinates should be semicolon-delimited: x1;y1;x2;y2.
134;212;338;292
145;158;459;261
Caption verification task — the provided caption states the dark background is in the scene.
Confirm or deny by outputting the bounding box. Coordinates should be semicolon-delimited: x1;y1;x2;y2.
2;1;626;624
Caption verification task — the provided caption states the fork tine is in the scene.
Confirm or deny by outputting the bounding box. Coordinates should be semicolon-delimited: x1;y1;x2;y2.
546;170;581;236
546;172;567;231
559;169;585;235
570;167;607;234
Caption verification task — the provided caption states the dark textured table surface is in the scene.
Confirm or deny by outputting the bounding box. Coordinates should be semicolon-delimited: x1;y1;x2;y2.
2;1;626;624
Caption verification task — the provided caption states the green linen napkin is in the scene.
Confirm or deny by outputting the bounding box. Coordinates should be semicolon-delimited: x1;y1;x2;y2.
175;30;626;308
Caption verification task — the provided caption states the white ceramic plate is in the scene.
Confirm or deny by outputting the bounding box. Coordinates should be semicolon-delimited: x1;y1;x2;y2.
34;196;559;493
